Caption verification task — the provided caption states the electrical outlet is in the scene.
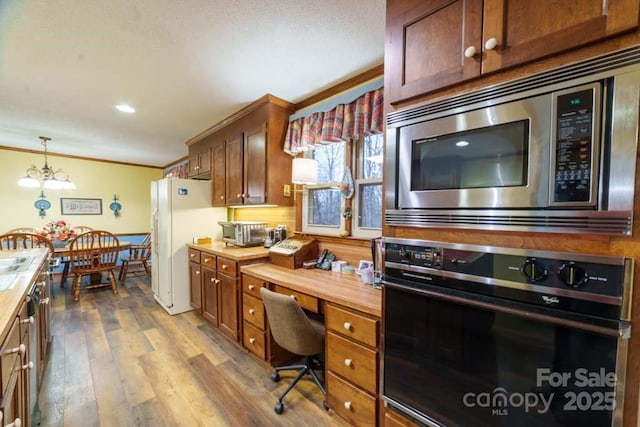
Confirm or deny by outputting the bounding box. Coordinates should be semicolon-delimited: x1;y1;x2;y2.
283;184;291;197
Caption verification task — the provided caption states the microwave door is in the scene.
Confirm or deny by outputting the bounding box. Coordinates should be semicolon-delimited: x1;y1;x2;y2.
397;93;552;210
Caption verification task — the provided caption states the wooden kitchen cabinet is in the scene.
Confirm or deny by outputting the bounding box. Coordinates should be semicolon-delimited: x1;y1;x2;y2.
201;254;218;326
188;248;203;313
212;140;226;207
185;94;295;207
385;0;640;103
216;257;239;342
188;143;211;178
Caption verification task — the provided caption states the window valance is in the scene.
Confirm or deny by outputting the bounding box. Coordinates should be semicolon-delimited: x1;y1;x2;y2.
283;87;384;154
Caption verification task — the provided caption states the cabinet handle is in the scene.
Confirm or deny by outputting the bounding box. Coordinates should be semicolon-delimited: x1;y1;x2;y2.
37;280;46;288
289;294;296;300
215;279;221;284
344;401;352;410
41;298;50;305
237;193;241;198
344;358;352;367
190;253;195;258
4;344;26;356
249;337;256;344
222;264;228;270
21;316;34;325
210;277;215;283
484;37;498;50
203;258;209;263
464;46;477;58
6;417;21;427
196;271;200;275
343;322;351;331
21;361;33;371
248;284;255;290
249;309;255;315
220;196;224;199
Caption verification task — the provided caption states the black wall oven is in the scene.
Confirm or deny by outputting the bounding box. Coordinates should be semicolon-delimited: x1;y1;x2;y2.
382;238;633;427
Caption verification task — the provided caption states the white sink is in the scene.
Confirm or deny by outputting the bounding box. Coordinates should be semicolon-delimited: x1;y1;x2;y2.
0;274;18;291
0;256;34;291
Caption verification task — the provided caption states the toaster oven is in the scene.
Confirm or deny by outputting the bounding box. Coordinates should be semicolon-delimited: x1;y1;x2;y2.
218;221;266;247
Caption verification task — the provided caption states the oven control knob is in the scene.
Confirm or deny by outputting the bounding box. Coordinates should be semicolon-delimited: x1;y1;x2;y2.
521;258;548;282
558;262;589;288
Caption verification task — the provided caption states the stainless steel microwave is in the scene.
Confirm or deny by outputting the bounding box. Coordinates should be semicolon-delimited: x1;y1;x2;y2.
385;46;640;235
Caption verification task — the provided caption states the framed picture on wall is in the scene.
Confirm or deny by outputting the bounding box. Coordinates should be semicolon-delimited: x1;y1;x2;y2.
60;198;103;215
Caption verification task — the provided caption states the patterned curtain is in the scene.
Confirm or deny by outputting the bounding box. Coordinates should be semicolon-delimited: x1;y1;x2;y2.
283;87;383;154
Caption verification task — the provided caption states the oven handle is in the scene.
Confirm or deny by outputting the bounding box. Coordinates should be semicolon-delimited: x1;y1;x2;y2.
385;281;630;338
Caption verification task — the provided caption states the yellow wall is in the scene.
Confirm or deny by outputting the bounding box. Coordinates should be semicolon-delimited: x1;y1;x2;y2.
0;148;163;233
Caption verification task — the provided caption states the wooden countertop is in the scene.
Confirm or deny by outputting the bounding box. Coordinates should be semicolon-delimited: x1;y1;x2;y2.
187;241;270;262
0;248;48;343
241;263;382;318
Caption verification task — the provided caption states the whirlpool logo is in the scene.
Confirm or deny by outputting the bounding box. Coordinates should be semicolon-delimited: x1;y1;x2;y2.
541;295;560;305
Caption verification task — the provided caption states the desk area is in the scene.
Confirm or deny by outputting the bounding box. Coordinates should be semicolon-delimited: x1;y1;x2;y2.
241;262;382;427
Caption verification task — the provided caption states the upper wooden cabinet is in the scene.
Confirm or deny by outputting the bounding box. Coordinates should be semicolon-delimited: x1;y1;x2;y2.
187;139;212;178
212;140;226;207
187;94;295;207
385;0;640;103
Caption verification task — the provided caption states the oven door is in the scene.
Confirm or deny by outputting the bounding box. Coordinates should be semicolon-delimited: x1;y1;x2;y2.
397;92;551;210
382;281;629;427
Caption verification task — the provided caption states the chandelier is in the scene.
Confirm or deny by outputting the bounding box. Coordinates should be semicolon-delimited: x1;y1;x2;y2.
17;136;76;190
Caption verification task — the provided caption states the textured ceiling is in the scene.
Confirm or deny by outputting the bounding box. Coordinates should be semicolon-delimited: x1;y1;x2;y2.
0;0;385;167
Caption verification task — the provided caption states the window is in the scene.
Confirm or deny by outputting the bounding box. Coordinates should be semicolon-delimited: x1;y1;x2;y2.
301;134;383;238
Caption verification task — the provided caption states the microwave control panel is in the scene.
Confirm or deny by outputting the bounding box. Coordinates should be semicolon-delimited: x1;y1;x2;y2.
551;84;600;206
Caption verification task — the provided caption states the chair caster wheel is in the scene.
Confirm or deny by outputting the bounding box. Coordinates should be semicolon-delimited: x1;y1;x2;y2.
271;372;280;382
323;400;329;411
274;401;284;414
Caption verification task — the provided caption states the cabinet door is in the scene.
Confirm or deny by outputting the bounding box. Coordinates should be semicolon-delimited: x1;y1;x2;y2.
226;133;244;205
385;0;483;103
189;261;202;313
482;0;640;73
243;123;267;205
202;267;219;326
188;153;200;177
218;272;239;341
197;148;211;174
212;141;226;207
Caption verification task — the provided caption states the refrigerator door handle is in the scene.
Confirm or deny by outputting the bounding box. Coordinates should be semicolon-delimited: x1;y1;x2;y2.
152;208;159;256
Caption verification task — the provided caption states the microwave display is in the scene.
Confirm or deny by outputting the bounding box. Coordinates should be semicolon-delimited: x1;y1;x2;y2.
411;120;529;191
553;88;595;204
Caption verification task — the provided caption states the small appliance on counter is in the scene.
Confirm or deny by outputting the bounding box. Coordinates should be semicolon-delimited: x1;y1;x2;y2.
219;221;266;247
264;224;287;248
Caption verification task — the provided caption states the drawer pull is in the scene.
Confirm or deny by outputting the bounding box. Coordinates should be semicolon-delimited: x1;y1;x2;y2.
21;361;33;371
344;358;352;367
21;316;34;325
214;279;221;284
4;344;26;356
248;284;255;290
249;309;255;315
7;417;21;427
41;298;50;305
196;271;200;275
344;401;352;410
343;322;351;331
222;264;228;270
249;337;256;344
203;258;209;263
210;277;215;283
190;253;195;258
289;295;296;300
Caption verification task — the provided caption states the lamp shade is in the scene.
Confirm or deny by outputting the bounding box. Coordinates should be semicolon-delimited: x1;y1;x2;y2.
291;158;318;185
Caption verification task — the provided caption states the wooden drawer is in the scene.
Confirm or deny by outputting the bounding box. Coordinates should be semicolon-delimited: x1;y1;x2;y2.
217;257;237;277
243;321;266;360
384;408;420;427
188;248;201;264
326;304;378;347
273;285;319;313
243;275;267;299
0;317;21;396
327;371;376;427
243;293;265;329
201;253;217;268
327;331;377;394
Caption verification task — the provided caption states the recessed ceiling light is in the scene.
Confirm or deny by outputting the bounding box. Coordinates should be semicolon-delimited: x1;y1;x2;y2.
115;104;136;113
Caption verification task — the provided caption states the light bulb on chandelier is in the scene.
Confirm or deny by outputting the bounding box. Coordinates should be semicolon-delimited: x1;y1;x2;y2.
17;136;76;190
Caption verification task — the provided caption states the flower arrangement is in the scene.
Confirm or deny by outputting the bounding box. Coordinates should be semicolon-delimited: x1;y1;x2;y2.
38;220;77;242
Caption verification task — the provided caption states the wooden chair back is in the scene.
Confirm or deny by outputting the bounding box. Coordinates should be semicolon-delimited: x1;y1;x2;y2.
72;226;94;234
5;227;39;234
69;230;120;274
0;232;54;253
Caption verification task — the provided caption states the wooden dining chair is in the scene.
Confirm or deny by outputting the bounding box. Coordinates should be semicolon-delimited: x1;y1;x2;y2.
58;226;93;288
72;226;93;234
68;230;120;302
118;233;151;284
0;232;54;253
5;227;39;234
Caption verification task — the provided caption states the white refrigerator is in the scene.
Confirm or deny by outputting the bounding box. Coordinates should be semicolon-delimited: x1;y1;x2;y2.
151;177;227;315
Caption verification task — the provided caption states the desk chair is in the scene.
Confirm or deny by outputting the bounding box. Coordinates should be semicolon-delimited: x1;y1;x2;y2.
69;230;120;302
0;232;54;253
260;287;326;414
118;233;151;283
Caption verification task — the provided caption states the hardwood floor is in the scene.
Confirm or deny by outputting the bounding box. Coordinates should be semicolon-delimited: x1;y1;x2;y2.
38;275;346;427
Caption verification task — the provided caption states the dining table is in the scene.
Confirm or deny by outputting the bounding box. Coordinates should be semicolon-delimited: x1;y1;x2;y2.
53;241;132;287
